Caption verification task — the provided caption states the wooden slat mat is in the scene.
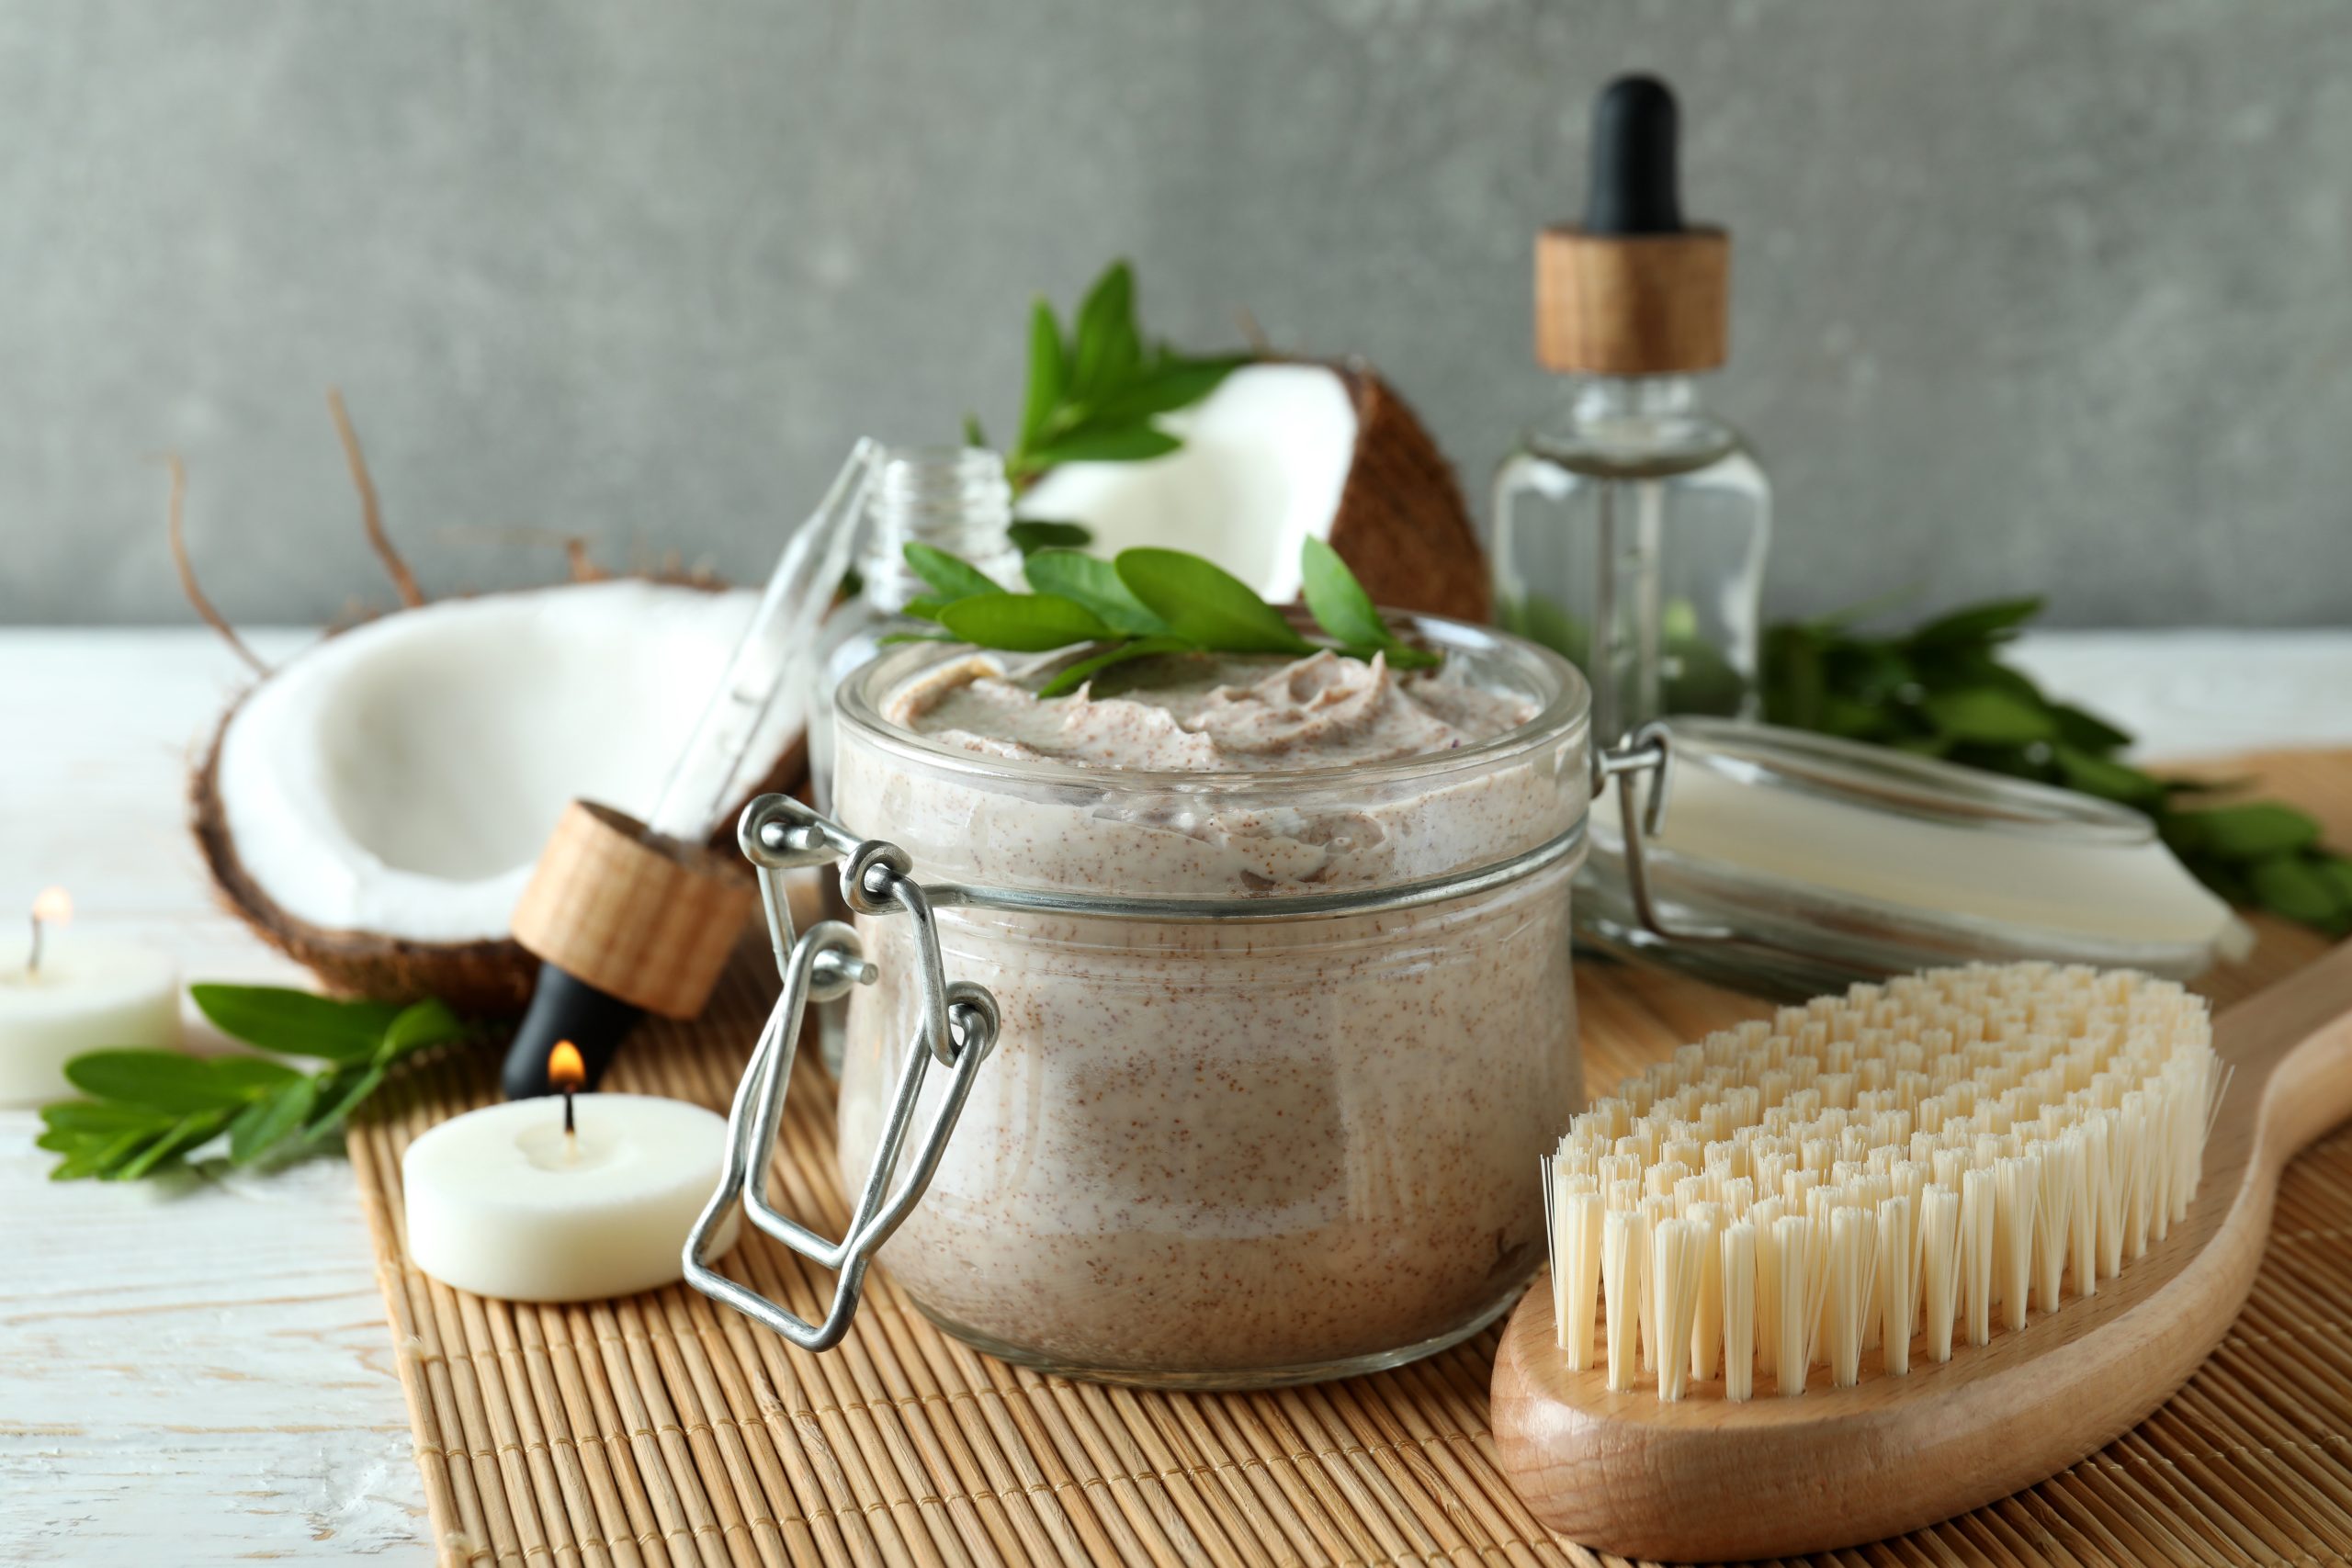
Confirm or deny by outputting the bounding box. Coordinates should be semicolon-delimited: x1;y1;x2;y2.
350;750;2352;1568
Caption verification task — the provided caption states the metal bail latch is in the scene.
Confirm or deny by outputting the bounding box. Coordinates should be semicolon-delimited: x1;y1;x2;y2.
1593;720;1739;946
682;794;1000;1352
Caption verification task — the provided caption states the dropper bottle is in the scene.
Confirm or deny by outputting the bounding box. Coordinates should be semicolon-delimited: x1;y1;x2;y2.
1491;74;1770;743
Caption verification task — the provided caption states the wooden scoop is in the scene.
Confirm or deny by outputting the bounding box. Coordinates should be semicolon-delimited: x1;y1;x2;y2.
1492;942;2352;1561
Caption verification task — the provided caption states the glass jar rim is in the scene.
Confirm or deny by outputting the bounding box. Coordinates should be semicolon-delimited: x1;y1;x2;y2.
832;611;1593;797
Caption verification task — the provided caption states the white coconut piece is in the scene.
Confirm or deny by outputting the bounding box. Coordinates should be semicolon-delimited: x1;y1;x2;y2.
1020;363;1361;604
213;581;758;945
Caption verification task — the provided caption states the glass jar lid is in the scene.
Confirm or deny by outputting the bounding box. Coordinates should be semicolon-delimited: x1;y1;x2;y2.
1580;717;2245;997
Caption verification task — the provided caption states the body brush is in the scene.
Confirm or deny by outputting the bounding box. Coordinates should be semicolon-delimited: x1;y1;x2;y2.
1495;955;2352;1559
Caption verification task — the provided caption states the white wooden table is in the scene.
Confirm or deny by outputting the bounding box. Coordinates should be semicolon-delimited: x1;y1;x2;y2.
4;625;2349;1565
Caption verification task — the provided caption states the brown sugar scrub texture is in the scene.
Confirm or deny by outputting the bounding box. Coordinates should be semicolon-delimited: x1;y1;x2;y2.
831;635;1589;1385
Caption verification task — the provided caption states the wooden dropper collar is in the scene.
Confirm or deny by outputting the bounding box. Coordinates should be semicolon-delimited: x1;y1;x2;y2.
1534;74;1728;378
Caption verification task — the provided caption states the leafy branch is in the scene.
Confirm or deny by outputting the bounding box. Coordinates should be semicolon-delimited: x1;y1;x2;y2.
893;536;1437;697
975;260;1249;489
1764;596;2352;936
38;986;472;1181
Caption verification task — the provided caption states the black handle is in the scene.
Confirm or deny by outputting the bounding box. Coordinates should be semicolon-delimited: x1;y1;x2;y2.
500;963;644;1100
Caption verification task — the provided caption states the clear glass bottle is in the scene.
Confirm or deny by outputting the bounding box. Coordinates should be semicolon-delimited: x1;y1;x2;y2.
1498;72;1770;743
1492;375;1770;743
808;446;1021;812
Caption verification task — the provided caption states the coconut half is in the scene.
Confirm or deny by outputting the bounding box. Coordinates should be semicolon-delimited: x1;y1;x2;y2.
194;580;801;1014
1019;362;1490;622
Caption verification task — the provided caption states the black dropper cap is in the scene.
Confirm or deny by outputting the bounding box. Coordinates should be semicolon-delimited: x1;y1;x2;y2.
1583;74;1685;235
501;964;642;1100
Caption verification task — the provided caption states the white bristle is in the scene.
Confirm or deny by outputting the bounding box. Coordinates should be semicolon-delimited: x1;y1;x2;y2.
2034;1137;2076;1313
1722;1222;1757;1401
1540;965;2215;1399
1750;1196;1786;1382
1994;1153;2039;1333
1636;1195;1672;1373
1917;1182;1962;1362
1962;1162;1998;1346
1775;1214;1823;1395
1556;1190;1604;1371
1878;1194;1915;1376
1651;1220;1706;1402
1687;1202;1724;1382
1823;1204;1877;1388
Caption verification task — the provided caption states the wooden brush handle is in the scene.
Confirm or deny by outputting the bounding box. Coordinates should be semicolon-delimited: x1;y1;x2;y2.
1493;942;2352;1562
2227;938;2352;1173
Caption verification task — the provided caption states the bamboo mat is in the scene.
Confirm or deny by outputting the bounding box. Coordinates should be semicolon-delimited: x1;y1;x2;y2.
348;749;2352;1568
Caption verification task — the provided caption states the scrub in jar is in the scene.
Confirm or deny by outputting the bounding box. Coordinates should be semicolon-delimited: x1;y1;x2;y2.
831;627;1589;1387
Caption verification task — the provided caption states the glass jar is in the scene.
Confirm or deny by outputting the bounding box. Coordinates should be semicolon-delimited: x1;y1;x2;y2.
826;617;1590;1388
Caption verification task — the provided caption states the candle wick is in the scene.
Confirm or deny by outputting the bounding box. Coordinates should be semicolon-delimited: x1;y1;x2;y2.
26;913;41;976
562;1087;578;1164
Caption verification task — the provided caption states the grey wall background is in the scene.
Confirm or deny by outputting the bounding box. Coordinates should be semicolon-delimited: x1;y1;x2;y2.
5;1;2349;628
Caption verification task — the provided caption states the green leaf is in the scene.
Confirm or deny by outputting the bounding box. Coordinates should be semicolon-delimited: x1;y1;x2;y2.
305;1063;387;1140
2050;702;2133;754
230;1077;320;1165
1333;642;1442;671
937;592;1116;652
1298;537;1389;649
1115;548;1315;655
205;1055;306;1094
2320;855;2352;906
877;631;957;646
901;543;1004;603
2247;854;2348;929
41;1100;175;1134
1078;356;1245;426
1022;426;1182;468
379;998;466;1065
1036;637;1195;699
188;985;401;1063
961;413;987;449
1007;520;1092;555
1069;260;1140;396
64;1051;265;1112
2179;802;2323;860
1019;299;1066;449
51;1125;155;1180
114;1111;227;1180
1909;596;2045;647
902;595;951;622
1919;687;2056;745
2054;745;2165;808
1022;550;1170;636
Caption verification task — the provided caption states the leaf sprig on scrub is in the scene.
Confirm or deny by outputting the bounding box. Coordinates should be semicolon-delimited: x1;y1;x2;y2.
893;537;1438;698
37;986;473;1181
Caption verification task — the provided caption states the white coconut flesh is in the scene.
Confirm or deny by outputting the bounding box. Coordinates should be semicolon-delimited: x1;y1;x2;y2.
214;580;760;944
1018;362;1359;604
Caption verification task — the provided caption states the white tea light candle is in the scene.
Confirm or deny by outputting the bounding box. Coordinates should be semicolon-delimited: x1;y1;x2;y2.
0;889;180;1106
402;1090;740;1302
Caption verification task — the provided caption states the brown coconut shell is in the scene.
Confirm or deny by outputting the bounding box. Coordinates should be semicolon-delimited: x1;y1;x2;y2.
1321;364;1492;625
188;586;807;1018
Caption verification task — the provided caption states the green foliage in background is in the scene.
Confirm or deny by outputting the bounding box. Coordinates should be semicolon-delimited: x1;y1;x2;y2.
1765;596;2352;936
38;986;472;1181
970;260;1250;489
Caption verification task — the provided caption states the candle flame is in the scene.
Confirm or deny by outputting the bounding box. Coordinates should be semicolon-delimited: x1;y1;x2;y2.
548;1040;586;1093
30;886;71;928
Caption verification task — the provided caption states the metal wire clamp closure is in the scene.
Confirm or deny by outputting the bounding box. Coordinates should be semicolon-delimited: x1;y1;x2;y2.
682;794;1000;1352
1596;720;1741;947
